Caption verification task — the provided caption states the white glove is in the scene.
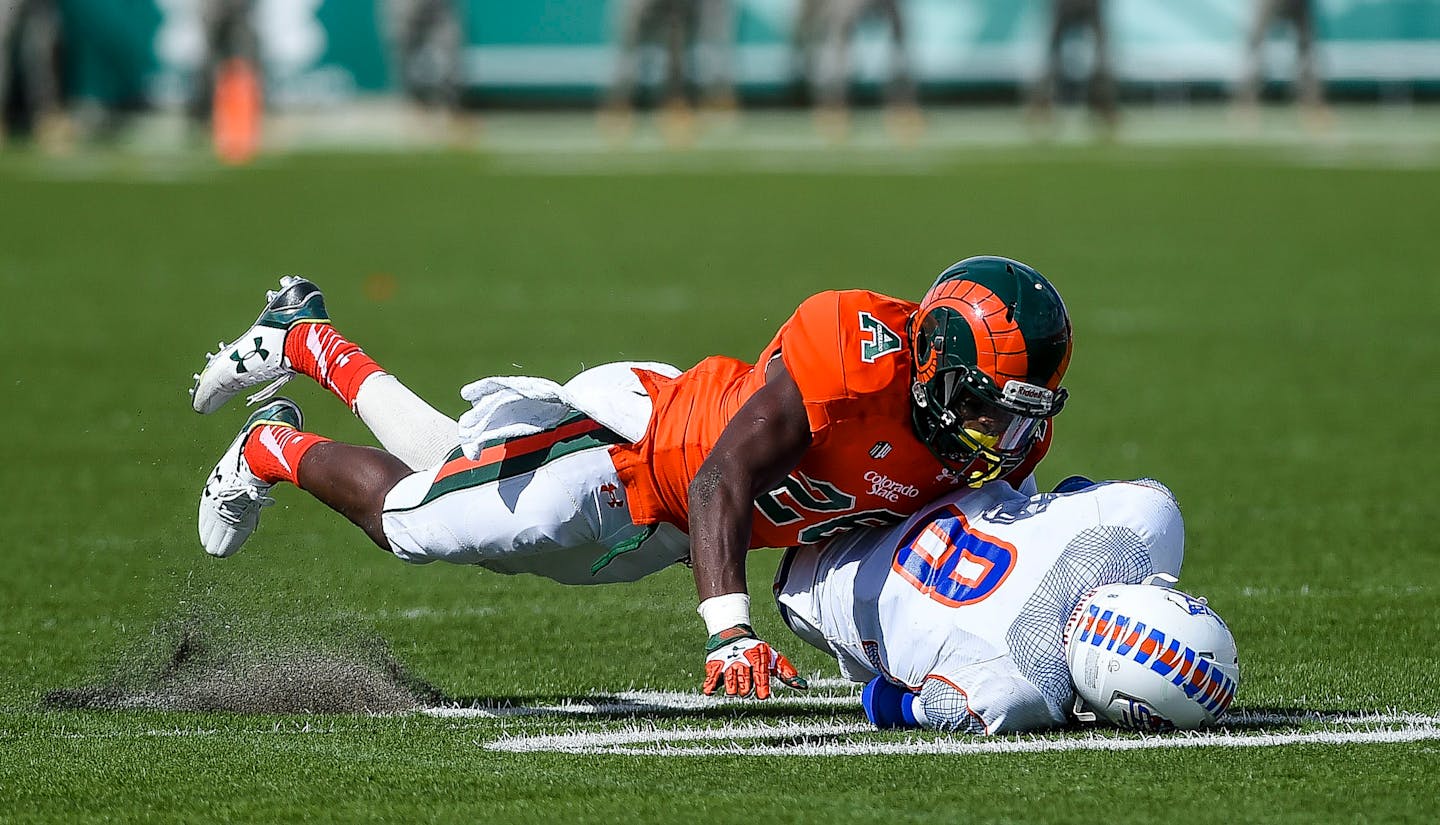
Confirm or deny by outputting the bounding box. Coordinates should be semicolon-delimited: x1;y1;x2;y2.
457;377;570;459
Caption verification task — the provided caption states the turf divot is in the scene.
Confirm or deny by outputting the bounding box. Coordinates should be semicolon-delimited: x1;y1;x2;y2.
42;600;440;714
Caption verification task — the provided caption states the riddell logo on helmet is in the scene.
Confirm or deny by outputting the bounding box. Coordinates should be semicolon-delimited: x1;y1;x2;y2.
1007;383;1048;402
864;471;918;502
1001;381;1056;412
1075;605;1237;716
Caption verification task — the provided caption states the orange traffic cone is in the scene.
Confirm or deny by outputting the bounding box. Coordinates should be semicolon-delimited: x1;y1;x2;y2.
213;58;262;166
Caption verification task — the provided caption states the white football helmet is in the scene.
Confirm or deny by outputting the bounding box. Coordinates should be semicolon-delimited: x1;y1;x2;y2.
1063;583;1239;731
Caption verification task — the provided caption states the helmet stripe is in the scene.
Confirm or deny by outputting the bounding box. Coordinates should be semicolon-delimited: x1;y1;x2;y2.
925;280;1028;385
1047;331;1073;389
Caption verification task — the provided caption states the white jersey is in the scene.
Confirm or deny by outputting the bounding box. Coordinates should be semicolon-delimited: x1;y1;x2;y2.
774;479;1184;734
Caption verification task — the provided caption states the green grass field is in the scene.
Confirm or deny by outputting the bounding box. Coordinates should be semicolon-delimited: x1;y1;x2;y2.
2;136;1438;823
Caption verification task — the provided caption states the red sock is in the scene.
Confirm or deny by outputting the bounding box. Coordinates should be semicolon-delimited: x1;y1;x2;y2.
284;322;386;409
243;424;331;485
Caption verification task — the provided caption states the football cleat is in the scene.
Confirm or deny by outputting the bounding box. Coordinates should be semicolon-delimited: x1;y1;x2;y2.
189;276;329;414
198;398;303;558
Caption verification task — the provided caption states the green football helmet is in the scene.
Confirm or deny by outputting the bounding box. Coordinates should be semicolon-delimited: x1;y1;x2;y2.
909;256;1073;485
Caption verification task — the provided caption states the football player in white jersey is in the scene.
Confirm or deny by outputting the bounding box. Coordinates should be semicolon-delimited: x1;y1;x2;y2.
773;476;1239;733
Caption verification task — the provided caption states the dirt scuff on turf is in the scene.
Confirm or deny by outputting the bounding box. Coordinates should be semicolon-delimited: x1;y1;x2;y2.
43;600;441;714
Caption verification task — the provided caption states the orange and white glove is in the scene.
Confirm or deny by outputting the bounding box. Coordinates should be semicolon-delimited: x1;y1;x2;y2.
702;625;808;699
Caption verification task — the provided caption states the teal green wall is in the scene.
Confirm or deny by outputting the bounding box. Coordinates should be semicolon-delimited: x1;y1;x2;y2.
49;0;1440;105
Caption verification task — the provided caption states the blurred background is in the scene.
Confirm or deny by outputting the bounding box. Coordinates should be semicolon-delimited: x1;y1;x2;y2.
3;0;1438;158
3;5;1439;794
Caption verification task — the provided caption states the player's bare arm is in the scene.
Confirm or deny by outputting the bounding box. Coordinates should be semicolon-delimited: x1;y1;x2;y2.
689;357;811;599
691;356;811;698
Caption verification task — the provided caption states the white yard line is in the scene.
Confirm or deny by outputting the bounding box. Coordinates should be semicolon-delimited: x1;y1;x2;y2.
486;718;1440;756
489;722;874;753
19;685;1440;758
479;702;1440;755
422;687;860;719
584;724;1440;757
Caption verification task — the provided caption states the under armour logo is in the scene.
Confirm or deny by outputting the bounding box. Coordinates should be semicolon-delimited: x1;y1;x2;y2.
230;337;270;374
600;483;624;509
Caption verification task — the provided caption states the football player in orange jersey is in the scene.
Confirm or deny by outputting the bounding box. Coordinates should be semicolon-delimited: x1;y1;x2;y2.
190;256;1073;700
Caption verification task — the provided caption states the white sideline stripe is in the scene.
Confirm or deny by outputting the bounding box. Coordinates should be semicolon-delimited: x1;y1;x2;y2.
486;715;1440;756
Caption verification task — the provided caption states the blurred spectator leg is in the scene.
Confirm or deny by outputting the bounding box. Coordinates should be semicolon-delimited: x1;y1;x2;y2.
2;0;69;152
431;0;465;121
1088;0;1118;134
1027;0;1068;132
602;0;663;141
790;0;825;104
394;0;430;102
696;0;737;119
1235;0;1277;127
657;0;696;147
189;0;220;127
438;1;479;142
388;0;472;142
813;0;862;143
20;0;70;154
877;0;923;144
0;0;17;149
1292;0;1330;131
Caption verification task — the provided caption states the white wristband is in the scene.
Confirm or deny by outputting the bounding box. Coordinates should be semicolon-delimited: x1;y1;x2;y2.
697;593;751;636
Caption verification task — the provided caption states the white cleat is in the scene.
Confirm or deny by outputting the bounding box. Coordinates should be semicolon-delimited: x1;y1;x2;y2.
190;276;329;414
198;398;303;558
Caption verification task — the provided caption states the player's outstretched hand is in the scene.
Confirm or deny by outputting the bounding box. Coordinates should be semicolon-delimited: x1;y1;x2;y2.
702;625;809;699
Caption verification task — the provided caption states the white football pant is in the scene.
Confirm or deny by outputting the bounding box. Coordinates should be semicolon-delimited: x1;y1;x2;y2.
352;370;689;585
381;442;689;584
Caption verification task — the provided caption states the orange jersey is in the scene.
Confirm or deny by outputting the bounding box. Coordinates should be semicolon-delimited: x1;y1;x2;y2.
609;290;1049;549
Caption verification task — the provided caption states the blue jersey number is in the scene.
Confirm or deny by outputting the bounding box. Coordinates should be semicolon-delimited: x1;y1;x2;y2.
891;507;1016;607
